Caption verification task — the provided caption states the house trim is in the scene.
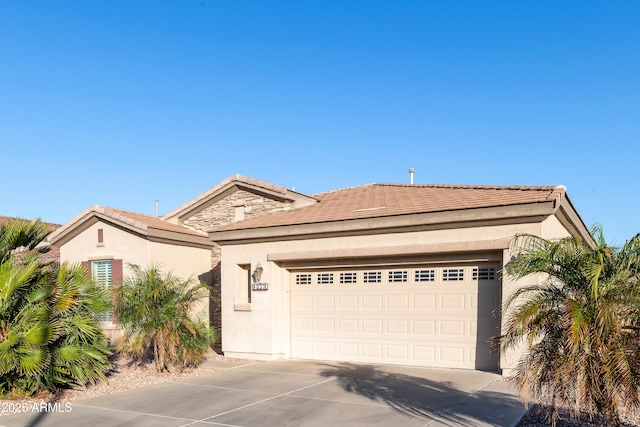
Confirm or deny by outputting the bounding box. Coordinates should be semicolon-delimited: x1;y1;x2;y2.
209;202;556;244
267;239;511;265
48;208;213;249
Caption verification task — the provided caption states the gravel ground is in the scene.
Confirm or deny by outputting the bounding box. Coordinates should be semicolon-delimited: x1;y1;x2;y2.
516;404;640;426
0;350;244;417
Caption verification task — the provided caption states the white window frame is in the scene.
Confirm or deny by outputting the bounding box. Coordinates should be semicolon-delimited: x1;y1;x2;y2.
92;260;113;322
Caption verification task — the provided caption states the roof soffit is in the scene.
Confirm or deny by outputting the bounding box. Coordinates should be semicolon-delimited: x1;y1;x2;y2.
146;228;213;248
554;196;594;247
209;201;556;245
268;239;510;265
47;215;99;247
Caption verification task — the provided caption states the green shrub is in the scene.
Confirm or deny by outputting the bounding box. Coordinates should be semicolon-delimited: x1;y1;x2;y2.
500;227;640;427
114;264;216;372
0;219;112;397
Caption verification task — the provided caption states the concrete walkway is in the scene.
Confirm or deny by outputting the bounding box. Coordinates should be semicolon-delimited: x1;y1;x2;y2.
1;360;526;427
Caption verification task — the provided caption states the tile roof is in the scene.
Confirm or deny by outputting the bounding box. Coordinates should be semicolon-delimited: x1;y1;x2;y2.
98;207;206;236
212;183;565;232
47;206;207;244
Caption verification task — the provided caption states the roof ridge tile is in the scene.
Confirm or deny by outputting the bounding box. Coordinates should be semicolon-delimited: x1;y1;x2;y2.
374;183;556;191
311;182;378;197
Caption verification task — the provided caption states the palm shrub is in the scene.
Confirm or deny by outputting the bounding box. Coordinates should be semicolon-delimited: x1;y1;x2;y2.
0;219;112;397
114;264;216;372
0;217;51;263
500;226;640;426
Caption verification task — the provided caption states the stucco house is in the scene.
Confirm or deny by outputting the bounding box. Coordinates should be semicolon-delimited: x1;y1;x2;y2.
44;206;214;342
48;175;591;374
46;175;317;345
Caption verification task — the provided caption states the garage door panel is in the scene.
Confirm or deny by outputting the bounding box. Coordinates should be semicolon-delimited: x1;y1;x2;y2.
337;295;358;309
362;295;383;309
315;341;336;357
439;320;466;336
337;319;358;333
292;295;313;310
338;342;358;357
362;319;383;333
316;319;335;333
439;347;465;364
470;294;478;309
362;343;383;358
413;320;437;335
293;318;314;333
387;319;409;334
413;294;436;309
440;294;466;310
387;294;409;309
413;346;436;362
469;320;477;336
387;345;409;359
291;264;500;370
316;295;335;309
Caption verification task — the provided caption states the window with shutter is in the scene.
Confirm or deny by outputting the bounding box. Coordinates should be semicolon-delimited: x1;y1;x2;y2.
92;260;113;322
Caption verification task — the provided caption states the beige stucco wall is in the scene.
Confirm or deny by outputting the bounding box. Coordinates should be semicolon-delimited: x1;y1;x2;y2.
60;221;211;282
541;215;573;240
148;240;212;322
218;220;555;363
59;221;148;342
60;221;149;274
59;220;212;342
173;187;293;352
499;215;573;374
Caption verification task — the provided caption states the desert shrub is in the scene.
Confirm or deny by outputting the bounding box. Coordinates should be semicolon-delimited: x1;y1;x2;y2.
114;264;216;372
0;219;111;397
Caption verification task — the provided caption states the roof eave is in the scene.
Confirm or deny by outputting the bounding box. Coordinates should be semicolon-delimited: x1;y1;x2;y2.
48;210;210;249
209;201;556;245
146;227;213;249
554;195;595;247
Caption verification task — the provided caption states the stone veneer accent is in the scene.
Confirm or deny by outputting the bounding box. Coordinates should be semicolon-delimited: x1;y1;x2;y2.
181;188;291;352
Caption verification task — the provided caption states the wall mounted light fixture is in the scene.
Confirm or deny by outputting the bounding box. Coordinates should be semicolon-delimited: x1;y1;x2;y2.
252;262;263;283
251;262;268;291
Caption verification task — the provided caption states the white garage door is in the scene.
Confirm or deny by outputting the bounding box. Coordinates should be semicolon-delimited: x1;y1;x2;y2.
290;263;500;370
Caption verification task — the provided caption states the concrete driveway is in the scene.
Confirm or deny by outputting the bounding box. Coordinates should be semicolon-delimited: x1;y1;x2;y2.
1;360;526;427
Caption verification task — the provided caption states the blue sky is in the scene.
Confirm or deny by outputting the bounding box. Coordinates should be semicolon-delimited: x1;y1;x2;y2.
1;1;639;244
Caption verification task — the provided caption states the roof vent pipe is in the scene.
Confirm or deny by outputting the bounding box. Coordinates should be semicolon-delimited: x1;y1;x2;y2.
409;168;415;184
155;200;159;218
